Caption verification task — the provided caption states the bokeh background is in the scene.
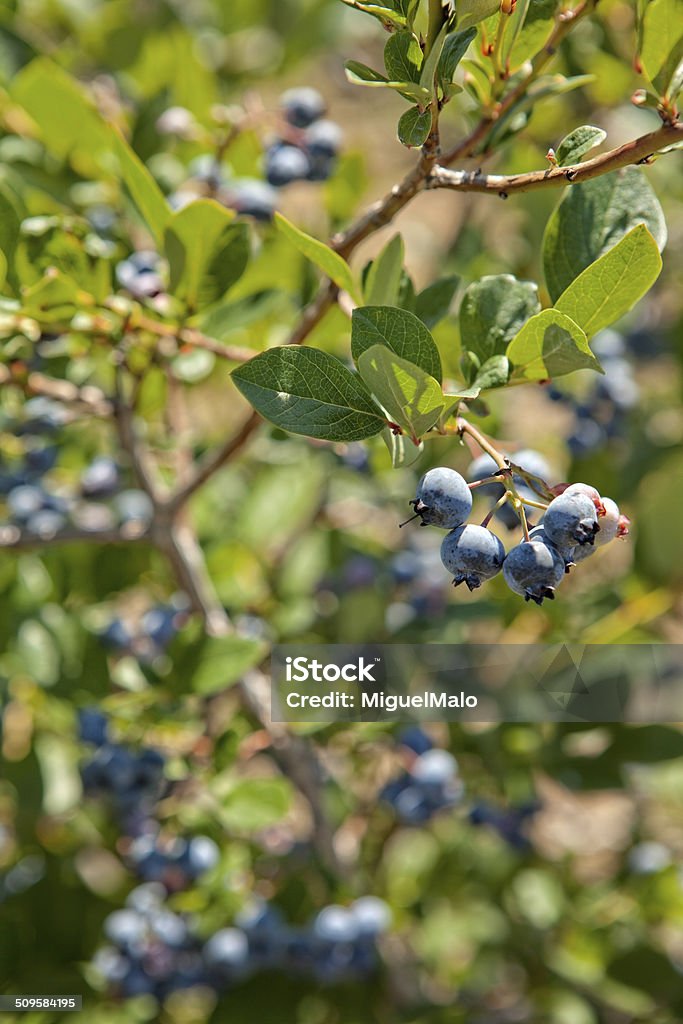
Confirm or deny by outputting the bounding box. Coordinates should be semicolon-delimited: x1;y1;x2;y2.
1;0;683;1021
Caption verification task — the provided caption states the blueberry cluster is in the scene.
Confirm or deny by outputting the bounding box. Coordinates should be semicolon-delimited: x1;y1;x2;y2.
264;88;342;188
0;405;154;541
94;891;390;1001
381;732;464;824
98;594;190;664
79;711;169;835
547;331;639;457
405;461;630;605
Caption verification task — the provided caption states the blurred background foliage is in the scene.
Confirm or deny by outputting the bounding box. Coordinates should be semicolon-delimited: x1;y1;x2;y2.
0;0;683;1021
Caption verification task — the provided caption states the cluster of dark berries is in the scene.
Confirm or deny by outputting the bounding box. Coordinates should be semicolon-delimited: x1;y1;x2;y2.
404;459;629;605
79;710;169;835
546;331;640;457
0;405;153;541
78;709;217;884
381;730;464;824
94;891;390;1002
98;594;190;664
264;88;342;188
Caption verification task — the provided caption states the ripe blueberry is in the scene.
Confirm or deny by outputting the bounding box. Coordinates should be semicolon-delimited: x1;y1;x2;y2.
543;490;600;549
503;538;566;604
440;524;505;590
281;87;326;128
408;467;472;529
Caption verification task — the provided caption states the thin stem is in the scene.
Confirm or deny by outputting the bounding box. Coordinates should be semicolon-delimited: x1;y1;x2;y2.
481;492;508;527
517;501;531;541
455;417;507;469
429;120;683;195
520;497;549;511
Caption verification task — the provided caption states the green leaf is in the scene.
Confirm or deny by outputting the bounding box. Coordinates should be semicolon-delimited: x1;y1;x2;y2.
191;636;267;695
542;167;667;302
507;309;601;380
339;0;408;28
357;344;444;441
365;235;405;306
419;23;448;93
12;59;112;177
397;106;432;146
0;183;23;274
165;199;249;311
508;0;559;71
414;276;460;328
232;347;385;442
351;305;442;382
274;212;361;303
457;0;501;30
344;60;433;104
111;128;171;246
459;274;540;364
473;354;510;389
555;124;607;166
554;225;662;338
219;778;294;832
384;30;422;83
438;28;477;87
382;427;424;468
640;0;683;97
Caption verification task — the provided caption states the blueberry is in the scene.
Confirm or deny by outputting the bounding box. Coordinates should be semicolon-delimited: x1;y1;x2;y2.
7;484;45;521
411;749;458;786
628;841;671;874
181;835;219;878
543;490;600;549
440;524;506;590
304;119;342;159
189;154;224;186
203;928;250;979
528;523;574;567
502;538;566;604
99;618;132;651
104;909;147;952
148;909;189;948
113;489;154;525
265;143;311;187
126;883;166;915
92;945;129;984
227;179;277;221
78;708;109;747
24;444;58;475
394;785;432;823
409;467;472;529
141;606;180;649
281;87;326;128
350;896;391;937
591;329;625;361
81;456;119;498
399;726;433;755
313;905;359;944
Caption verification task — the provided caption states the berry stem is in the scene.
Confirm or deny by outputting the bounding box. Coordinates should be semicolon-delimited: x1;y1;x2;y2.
481;492;509;528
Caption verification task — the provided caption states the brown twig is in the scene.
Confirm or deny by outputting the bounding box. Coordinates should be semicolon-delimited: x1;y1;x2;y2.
428;121;683;195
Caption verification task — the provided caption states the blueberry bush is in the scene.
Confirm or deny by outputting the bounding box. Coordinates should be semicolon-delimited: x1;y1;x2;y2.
1;0;683;1021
